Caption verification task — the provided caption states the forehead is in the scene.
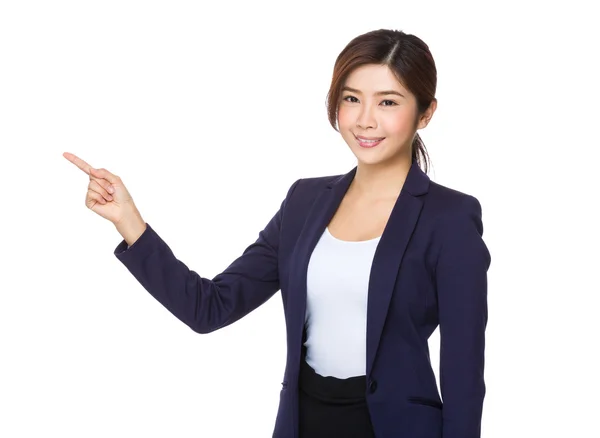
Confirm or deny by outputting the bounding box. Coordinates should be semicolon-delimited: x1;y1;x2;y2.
343;64;408;94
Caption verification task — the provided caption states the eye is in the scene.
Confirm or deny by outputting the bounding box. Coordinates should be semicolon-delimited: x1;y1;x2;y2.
381;99;397;106
342;95;359;103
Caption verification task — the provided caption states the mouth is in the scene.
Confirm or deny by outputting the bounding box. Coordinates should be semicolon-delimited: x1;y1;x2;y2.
355;135;385;148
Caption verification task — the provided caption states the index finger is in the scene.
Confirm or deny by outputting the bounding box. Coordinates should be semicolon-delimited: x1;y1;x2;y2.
63;152;94;176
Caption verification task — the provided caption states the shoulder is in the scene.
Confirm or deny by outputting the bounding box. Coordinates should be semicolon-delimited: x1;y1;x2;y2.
426;181;486;243
427;181;490;268
428;180;483;220
428;182;491;272
428;180;482;213
296;173;342;190
283;173;342;202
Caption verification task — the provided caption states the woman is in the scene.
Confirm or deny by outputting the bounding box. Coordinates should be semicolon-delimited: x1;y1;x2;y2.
64;29;491;438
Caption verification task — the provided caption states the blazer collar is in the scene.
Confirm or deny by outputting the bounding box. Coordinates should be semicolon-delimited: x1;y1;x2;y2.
325;159;430;197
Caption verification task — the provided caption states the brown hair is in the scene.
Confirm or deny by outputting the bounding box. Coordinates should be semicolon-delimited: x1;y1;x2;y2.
326;29;437;173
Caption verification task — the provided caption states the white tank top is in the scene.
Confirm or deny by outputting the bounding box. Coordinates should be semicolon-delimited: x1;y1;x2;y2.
303;227;382;378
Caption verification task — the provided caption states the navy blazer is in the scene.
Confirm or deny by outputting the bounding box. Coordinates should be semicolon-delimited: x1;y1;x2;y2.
114;160;491;438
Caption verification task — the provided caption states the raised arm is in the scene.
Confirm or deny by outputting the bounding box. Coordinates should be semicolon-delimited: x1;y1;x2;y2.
114;179;301;333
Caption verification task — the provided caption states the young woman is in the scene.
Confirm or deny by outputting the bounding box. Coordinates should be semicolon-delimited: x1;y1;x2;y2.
64;29;491;438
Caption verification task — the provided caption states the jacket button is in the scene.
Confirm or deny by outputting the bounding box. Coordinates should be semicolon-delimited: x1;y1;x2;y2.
368;379;377;393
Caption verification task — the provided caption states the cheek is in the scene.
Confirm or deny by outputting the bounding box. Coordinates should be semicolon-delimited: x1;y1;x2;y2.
381;113;413;137
337;106;353;129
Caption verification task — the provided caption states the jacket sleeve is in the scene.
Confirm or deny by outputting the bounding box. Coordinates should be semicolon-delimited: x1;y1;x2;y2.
113;178;301;334
435;195;491;438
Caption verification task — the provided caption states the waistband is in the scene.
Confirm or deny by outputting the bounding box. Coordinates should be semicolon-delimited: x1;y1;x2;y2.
299;357;367;404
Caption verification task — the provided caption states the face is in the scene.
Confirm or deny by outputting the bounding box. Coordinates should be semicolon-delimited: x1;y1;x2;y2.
337;64;435;166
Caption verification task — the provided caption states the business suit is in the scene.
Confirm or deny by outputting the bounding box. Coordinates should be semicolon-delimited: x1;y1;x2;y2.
114;159;491;438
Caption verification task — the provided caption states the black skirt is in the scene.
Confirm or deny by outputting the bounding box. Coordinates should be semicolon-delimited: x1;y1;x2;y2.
298;350;376;438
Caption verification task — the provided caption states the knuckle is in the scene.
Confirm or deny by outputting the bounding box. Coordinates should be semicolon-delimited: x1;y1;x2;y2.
93;180;108;196
92;180;102;191
87;190;102;205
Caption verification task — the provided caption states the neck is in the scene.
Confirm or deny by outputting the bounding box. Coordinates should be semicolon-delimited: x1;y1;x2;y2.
350;156;412;200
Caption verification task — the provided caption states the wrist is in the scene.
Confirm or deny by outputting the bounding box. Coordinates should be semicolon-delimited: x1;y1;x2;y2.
115;210;146;247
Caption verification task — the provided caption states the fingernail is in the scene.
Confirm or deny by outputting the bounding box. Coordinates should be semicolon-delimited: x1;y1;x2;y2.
108;186;114;194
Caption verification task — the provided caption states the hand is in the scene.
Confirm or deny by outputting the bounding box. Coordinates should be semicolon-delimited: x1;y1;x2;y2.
63;152;139;226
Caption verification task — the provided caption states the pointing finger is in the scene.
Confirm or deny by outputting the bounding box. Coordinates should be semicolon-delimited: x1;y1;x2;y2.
63;152;94;176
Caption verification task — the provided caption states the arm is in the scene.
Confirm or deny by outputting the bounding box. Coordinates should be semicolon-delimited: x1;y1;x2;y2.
114;179;301;333
436;195;491;438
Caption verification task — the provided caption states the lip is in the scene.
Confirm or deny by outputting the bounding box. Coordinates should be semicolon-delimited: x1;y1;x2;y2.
355;135;385;148
355;135;385;141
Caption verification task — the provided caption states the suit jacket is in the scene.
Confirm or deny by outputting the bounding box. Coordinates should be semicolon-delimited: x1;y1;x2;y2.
114;160;491;438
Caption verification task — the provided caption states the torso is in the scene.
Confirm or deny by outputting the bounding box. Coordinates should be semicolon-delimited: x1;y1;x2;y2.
327;187;398;242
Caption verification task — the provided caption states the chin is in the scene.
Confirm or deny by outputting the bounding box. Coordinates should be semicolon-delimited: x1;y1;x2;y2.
354;154;388;166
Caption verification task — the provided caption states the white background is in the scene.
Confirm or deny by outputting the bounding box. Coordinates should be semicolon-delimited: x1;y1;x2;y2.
1;0;598;436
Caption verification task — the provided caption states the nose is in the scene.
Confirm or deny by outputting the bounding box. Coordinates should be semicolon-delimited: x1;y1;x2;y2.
356;104;377;130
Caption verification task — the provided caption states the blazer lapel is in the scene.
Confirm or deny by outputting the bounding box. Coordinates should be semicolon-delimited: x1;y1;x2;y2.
287;167;356;376
287;160;430;381
365;161;429;376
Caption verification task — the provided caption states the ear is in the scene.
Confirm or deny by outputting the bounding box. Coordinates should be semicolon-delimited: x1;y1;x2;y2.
417;99;437;130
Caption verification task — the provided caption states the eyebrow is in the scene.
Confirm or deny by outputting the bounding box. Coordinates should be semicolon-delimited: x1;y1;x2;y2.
341;86;405;98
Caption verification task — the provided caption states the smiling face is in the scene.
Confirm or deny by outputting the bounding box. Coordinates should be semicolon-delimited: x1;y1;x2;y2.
337;64;434;166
